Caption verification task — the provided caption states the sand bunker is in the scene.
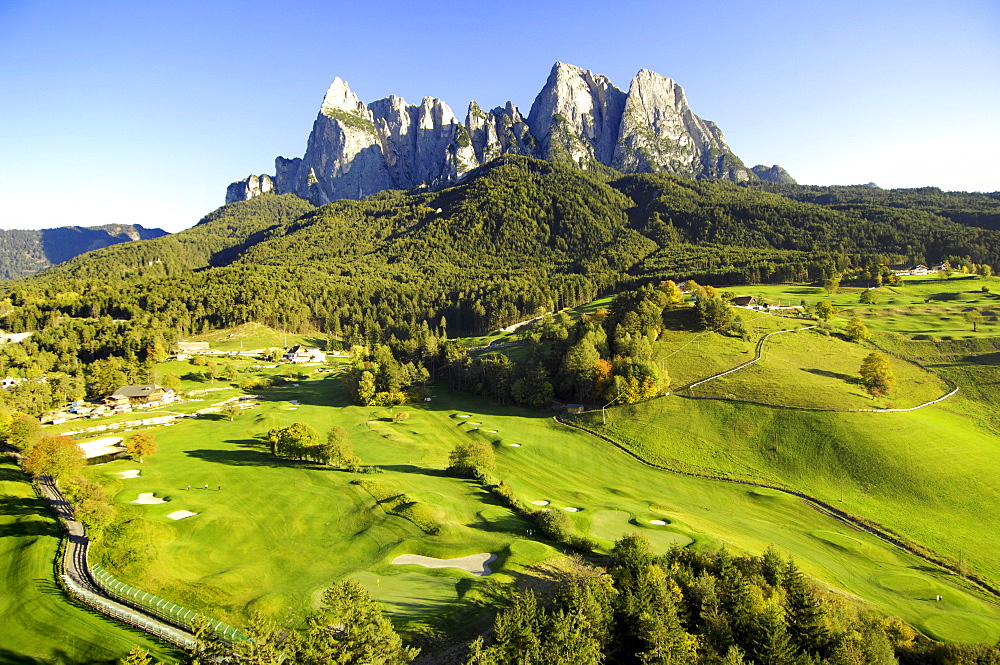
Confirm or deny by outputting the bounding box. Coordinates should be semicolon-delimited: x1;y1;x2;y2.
649;519;667;526
564;507;581;512
115;470;141;479
392;553;496;576
508;443;521;447
167;510;198;520
457;415;470;418
469;422;481;425
532;500;550;506
132;492;167;505
487;430;498;433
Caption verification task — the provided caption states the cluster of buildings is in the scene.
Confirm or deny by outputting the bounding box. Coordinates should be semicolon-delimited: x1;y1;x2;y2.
886;262;947;276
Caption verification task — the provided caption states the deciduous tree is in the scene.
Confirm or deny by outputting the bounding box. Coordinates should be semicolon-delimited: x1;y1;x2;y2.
125;432;157;462
859;352;895;397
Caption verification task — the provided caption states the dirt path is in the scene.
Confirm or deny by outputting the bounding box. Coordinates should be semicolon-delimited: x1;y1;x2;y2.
553;415;1000;602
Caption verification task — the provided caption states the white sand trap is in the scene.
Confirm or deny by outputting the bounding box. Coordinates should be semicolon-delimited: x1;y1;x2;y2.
532;500;550;506
167;510;198;520
286;407;298;410
457;414;470;418
487;430;498;433
132;492;167;505
392;553;496;576
115;470;141;479
649;519;667;526
469;422;481;425
564;507;581;512
508;443;521;447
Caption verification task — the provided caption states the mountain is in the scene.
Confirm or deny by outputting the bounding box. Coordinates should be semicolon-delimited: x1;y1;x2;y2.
21;157;1000;338
0;224;168;280
227;63;791;206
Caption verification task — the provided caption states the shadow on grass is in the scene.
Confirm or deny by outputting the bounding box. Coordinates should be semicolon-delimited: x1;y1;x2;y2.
801;368;858;383
185;448;290;468
0;496;48;517
379;464;449;478
0;466;29;484
0;520;62;539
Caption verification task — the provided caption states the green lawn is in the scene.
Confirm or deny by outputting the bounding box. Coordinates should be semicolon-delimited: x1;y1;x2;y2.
684;327;949;410
9;278;1000;658
183;322;332;353
72;377;1000;645
0;457;176;664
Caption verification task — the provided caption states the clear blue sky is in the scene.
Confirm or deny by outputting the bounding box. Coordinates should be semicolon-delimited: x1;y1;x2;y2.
2;0;998;232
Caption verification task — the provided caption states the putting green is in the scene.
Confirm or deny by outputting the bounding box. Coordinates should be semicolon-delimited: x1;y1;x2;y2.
922;614;994;644
878;573;938;596
350;570;461;616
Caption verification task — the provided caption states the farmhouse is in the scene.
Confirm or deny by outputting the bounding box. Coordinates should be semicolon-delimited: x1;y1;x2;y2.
284;346;327;363
887;263;930;276
730;296;757;307
105;384;176;410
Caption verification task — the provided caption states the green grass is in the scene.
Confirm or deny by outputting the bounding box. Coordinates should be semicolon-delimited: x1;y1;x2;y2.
183;322;331;353
74;377;1000;645
0;457;176;664
13;281;1000;655
684;327;948;409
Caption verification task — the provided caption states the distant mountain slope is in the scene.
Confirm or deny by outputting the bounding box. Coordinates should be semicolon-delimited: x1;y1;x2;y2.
0;224;168;280
11;157;999;339
227;62;793;206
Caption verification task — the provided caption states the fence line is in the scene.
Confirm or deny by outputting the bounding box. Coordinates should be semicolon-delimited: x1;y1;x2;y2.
90;565;244;641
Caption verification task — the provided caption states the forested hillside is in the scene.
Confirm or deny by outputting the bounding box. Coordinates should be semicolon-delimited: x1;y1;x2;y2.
0;224;167;280
1;156;998;417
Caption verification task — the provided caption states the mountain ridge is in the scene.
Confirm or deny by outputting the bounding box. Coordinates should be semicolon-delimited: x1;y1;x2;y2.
0;224;167;281
227;63;795;206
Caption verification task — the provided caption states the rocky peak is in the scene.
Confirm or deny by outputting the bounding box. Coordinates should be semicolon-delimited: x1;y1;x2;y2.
320;77;368;117
227;63;792;205
752;164;797;184
527;62;626;164
613;68;752;181
226;174;274;204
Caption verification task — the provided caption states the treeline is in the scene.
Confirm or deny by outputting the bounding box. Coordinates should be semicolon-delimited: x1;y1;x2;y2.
615;173;1000;276
122;534;1000;665
2;157;999;416
467;534;1000;665
745;182;1000;232
441;282;741;407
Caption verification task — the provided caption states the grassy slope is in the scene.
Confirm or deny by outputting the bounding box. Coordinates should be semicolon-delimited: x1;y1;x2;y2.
593;278;1000;599
75;374;1000;645
84;372;558;636
0;458;175;665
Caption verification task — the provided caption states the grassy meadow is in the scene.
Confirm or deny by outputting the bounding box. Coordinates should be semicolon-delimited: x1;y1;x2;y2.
0;457;176;664
74;371;1000;646
5;275;1000;661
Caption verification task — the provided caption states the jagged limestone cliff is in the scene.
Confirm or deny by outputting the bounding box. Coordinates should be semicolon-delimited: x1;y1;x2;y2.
227;63;790;205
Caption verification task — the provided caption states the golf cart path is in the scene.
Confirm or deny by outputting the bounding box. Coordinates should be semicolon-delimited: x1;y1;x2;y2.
34;472;196;648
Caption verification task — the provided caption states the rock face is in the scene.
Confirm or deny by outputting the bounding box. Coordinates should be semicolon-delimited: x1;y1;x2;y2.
226;174;273;204
751;164;798;184
226;63;791;205
526;62;626;165
612;69;752;181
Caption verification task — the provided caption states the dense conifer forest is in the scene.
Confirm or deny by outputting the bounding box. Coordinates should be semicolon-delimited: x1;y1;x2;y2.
0;156;997;418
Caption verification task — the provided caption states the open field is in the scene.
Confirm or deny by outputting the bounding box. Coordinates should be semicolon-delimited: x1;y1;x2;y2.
0;457;175;664
7;276;1000;659
183;322;331;353
684;327;949;409
588;279;1000;602
71;378;1000;645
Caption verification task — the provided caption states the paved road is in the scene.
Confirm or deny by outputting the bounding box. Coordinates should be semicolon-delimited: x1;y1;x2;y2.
34;473;196;647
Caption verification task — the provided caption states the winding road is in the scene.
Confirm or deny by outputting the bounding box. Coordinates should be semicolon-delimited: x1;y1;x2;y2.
32;471;196;648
